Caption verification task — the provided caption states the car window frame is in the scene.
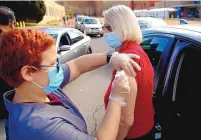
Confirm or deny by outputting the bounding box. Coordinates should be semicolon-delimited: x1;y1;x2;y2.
156;42;201;140
164;40;201;100
162;40;193;97
142;33;175;97
59;32;71;48
67;30;84;45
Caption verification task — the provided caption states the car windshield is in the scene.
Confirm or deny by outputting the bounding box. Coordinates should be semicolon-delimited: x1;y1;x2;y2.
49;34;58;40
84;18;99;24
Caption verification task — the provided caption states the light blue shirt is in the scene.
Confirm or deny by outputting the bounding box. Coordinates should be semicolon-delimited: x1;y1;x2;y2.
3;64;94;140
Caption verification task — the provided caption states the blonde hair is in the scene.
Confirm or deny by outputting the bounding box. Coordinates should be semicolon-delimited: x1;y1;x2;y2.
103;5;142;44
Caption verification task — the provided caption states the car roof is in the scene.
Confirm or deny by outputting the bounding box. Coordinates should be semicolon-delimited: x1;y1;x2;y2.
77;15;85;17
39;27;76;34
143;25;201;43
137;17;164;20
84;17;98;20
77;15;86;18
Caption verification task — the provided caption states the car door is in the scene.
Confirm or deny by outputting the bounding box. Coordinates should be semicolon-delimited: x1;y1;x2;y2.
156;40;201;140
170;47;201;140
57;32;76;64
67;30;89;57
140;34;175;139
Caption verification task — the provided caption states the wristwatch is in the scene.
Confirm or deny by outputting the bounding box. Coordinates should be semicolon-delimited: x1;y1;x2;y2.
106;50;115;63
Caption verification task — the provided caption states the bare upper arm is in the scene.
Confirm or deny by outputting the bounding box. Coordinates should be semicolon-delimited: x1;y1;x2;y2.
120;76;138;126
66;60;82;83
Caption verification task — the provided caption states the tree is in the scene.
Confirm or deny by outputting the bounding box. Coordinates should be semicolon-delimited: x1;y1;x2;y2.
0;1;46;23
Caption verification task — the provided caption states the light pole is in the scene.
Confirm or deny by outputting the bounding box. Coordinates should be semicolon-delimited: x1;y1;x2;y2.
164;0;166;19
132;0;134;10
88;1;90;16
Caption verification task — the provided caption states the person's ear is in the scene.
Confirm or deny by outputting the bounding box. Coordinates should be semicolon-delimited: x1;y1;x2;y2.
20;66;34;82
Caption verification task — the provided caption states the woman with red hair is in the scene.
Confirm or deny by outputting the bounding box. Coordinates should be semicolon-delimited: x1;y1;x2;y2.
0;29;141;140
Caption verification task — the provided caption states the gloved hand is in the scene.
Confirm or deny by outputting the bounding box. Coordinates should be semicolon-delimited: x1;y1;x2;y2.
109;70;130;106
110;52;141;77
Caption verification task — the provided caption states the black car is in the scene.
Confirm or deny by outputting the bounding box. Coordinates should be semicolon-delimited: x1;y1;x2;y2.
141;25;201;140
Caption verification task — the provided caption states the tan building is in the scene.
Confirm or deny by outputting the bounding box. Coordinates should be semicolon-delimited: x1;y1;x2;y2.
40;0;66;24
57;1;130;16
55;0;201;19
133;1;156;10
59;1;96;16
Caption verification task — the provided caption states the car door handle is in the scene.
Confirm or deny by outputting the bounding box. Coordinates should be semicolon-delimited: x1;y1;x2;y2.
74;49;77;54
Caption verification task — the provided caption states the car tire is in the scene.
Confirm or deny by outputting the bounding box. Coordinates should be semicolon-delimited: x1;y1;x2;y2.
100;34;104;37
87;47;92;54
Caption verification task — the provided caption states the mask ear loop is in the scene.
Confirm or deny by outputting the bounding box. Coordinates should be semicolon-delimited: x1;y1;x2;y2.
31;81;43;88
30;66;45;88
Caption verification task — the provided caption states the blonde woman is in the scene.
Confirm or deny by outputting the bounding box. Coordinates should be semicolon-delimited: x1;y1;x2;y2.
103;5;155;140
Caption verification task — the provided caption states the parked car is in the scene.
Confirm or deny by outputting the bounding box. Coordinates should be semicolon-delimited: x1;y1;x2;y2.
40;27;92;64
141;25;201;140
80;17;104;36
75;15;86;30
137;17;167;30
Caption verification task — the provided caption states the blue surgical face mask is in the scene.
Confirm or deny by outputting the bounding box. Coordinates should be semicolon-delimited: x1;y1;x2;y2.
104;32;122;48
32;66;64;94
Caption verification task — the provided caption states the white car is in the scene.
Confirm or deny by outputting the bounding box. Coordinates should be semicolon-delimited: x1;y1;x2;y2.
40;27;92;64
75;15;86;31
80;17;104;36
137;17;167;30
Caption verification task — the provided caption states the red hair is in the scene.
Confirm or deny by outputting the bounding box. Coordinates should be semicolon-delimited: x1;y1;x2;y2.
0;29;55;87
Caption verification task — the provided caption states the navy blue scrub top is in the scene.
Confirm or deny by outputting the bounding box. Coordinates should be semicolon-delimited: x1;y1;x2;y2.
3;64;94;140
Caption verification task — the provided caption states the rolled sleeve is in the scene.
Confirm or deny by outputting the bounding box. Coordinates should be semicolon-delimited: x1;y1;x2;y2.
60;64;71;88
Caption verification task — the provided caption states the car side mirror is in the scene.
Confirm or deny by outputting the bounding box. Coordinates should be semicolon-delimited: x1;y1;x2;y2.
59;45;71;52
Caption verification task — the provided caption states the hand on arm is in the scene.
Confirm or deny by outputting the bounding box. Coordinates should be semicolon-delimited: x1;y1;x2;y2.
116;75;138;140
110;53;141;77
